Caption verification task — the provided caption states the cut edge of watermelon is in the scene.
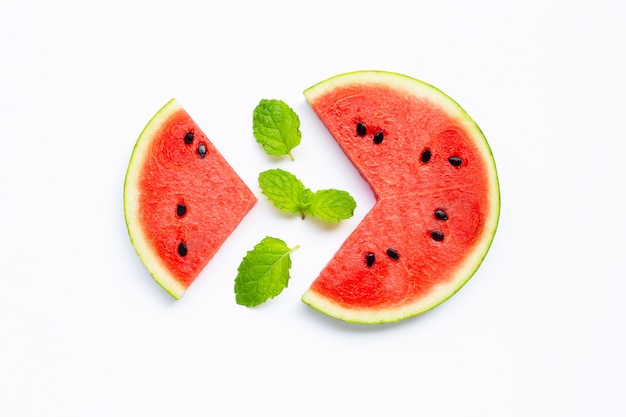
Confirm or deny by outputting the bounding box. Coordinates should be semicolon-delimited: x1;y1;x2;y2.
123;98;186;299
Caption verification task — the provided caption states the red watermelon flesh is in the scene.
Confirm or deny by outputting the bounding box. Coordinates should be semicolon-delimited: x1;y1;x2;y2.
124;99;257;299
302;71;500;323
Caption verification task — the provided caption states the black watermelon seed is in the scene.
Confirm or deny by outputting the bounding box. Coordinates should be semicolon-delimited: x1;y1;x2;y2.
177;242;188;257
421;149;431;163
357;122;367;136
448;156;462;166
176;203;187;217
434;209;448;221
373;131;384;144
366;252;375;267
184;131;194;145
197;143;207;158
431;231;444;242
386;248;399;260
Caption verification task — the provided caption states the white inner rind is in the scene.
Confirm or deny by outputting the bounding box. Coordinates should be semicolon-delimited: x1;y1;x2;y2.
302;70;501;324
123;98;186;299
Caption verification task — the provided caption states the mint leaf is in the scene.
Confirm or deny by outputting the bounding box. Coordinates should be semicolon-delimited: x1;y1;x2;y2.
234;236;299;307
258;168;310;216
258;169;356;222
309;189;357;222
253;99;301;161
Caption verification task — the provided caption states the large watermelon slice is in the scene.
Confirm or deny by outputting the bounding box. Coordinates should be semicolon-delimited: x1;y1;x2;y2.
124;99;257;299
302;71;500;323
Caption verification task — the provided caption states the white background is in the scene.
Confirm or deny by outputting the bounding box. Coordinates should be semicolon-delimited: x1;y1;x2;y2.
1;0;625;416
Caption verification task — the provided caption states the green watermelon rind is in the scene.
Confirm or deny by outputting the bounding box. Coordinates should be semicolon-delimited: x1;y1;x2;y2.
124;98;187;299
301;70;501;324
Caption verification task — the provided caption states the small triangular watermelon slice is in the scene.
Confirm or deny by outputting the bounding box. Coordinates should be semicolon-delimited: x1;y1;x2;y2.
124;99;257;299
302;71;500;323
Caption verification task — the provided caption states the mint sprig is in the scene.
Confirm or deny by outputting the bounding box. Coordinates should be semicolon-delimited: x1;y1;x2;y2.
252;99;301;161
258;168;356;222
234;236;300;307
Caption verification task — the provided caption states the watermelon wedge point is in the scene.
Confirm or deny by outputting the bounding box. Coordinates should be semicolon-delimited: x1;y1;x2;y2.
302;71;500;324
124;99;257;299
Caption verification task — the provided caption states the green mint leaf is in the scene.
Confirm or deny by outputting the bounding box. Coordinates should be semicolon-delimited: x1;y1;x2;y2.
259;169;357;222
234;236;299;307
308;189;357;222
258;168;310;216
253;99;301;161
